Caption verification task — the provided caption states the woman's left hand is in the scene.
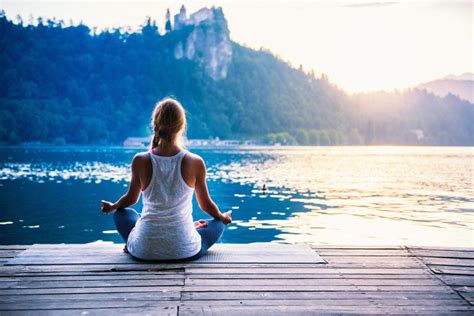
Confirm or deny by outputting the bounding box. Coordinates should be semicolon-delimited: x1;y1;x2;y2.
101;200;115;214
194;219;208;229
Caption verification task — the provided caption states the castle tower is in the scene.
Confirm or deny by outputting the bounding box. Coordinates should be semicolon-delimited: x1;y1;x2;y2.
173;5;188;30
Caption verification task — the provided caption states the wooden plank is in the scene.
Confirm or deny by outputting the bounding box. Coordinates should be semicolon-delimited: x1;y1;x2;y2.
407;246;474;252
0;291;180;302
0;269;183;275
185;278;444;286
453;286;474;297
430;266;474;276
181;290;462;301
420;257;474;267
0;286;183;295
437;275;474;287
179;298;468;306
0;251;25;258
1;307;176;315
324;256;419;263
184;267;431;275
411;250;474;259
310;245;404;250
8;243;325;264
322;261;422;268
179;305;474;315
0;264;187;274
317;250;411;257
0;265;430;275
6;255;147;265
0;246;30;250
0;263;330;275
183;285;452;292
0;300;177;311
182;273;433;279
191;242;326;264
11;244;120;250
0;274;184;282
0;278;183;289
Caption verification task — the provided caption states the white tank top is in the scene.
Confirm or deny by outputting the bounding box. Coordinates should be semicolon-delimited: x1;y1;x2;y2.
126;148;202;260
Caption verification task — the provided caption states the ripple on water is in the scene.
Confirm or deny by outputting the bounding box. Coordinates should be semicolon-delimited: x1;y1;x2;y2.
0;146;473;246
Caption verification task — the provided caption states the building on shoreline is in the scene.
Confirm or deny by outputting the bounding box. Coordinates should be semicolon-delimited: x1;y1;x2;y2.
123;136;257;147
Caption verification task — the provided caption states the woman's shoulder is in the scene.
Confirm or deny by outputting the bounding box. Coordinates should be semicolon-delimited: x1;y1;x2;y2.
182;150;206;170
183;150;203;163
131;150;151;167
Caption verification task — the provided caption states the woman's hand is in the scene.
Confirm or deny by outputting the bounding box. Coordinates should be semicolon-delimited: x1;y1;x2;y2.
194;219;208;229
219;211;232;225
101;200;116;214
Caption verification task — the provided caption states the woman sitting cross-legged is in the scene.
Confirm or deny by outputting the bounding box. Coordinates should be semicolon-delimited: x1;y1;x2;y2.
100;97;232;261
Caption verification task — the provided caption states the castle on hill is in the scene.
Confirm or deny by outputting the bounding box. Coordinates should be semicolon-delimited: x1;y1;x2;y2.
165;5;232;81
166;5;224;31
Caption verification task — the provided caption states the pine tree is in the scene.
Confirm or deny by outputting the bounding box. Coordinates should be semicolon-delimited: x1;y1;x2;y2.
165;8;172;32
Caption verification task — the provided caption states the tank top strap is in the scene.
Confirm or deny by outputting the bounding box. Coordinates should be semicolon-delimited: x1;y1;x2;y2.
177;149;187;184
179;148;188;159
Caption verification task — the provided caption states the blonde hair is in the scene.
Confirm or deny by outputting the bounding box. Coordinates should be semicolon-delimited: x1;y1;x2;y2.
151;98;186;148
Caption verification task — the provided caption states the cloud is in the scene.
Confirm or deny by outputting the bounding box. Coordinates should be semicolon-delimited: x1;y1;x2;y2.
342;2;398;8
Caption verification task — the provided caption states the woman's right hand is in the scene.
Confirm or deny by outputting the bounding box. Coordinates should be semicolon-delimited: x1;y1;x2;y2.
101;200;115;214
219;211;232;225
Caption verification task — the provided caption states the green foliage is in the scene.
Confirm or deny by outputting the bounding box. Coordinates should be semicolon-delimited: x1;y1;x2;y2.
295;129;309;145
0;15;473;146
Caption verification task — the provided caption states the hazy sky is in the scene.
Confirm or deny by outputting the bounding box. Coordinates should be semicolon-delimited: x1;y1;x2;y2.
2;0;473;92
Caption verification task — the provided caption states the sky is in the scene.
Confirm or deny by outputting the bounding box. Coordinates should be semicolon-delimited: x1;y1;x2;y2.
1;0;473;93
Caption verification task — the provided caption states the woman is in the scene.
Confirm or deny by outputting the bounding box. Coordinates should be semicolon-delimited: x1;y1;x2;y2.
100;98;232;261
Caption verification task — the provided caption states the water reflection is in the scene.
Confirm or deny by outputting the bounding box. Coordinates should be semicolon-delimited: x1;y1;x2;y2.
0;146;473;246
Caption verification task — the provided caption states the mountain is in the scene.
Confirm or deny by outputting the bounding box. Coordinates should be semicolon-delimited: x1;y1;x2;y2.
443;73;474;81
418;73;474;103
0;7;473;146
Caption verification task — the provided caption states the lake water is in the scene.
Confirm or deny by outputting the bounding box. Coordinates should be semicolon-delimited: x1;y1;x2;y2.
0;146;472;246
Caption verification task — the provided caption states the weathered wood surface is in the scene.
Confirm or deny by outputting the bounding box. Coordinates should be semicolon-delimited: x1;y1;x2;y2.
6;243;324;265
0;244;473;315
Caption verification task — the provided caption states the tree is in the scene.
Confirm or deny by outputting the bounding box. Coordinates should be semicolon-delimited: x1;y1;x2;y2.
295;129;309;145
318;130;331;145
308;129;320;145
165;9;172;32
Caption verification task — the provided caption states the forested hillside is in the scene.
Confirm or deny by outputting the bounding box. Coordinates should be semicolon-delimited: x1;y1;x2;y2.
1;8;473;145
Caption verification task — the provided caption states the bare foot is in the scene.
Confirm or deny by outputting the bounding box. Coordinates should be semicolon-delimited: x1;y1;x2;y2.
194;219;208;229
123;245;129;253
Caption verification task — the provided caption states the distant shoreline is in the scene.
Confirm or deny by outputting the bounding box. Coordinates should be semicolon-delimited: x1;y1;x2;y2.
1;142;473;148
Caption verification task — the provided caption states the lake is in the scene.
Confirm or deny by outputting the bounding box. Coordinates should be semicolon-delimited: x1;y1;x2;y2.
0;146;472;246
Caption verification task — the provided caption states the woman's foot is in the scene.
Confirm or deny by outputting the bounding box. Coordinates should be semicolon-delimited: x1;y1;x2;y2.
194;219;208;229
123;245;129;253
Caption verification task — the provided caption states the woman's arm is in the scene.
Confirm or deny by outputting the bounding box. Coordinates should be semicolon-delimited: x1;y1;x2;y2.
101;155;143;213
194;157;232;225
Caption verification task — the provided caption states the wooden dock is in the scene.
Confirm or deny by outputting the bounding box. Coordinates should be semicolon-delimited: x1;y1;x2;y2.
0;244;473;315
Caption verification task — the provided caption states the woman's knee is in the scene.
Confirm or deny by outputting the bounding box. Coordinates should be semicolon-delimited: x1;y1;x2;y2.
113;208;137;223
208;219;226;239
113;208;125;221
215;218;226;229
